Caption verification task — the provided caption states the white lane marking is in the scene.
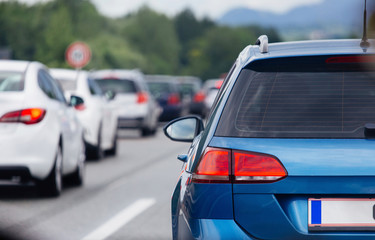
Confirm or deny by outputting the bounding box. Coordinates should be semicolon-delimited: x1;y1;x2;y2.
81;198;156;240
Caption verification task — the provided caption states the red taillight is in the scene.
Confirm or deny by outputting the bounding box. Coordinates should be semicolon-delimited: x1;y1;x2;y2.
192;147;287;184
193;147;230;183
74;104;86;111
168;93;180;105
137;92;149;104
215;80;223;89
233;151;287;183
0;108;46;125
193;91;205;103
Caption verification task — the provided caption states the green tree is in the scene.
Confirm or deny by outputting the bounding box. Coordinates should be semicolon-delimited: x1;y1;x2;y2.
33;3;74;67
174;9;214;69
86;33;146;70
0;0;282;78
185;26;253;79
0;2;38;60
121;6;180;74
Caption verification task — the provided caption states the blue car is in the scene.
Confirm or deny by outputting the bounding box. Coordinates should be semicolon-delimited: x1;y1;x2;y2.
146;76;183;122
164;36;375;239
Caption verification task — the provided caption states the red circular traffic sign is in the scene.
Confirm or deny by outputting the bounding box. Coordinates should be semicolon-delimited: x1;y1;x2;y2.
65;41;91;68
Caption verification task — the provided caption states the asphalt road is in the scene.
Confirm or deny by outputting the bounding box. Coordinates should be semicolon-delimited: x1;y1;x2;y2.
0;128;190;240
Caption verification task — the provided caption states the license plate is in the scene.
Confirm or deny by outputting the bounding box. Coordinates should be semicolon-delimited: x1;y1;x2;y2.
308;198;375;231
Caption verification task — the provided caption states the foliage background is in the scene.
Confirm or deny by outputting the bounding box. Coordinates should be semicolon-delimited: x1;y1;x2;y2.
0;0;281;79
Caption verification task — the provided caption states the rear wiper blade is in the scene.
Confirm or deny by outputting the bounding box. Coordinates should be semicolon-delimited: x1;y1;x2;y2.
364;123;375;138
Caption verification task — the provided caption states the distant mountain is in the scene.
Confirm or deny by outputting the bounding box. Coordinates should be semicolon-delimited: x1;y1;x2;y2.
218;0;372;40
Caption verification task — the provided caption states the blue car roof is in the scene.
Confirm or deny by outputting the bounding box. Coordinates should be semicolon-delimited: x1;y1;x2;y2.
239;39;375;68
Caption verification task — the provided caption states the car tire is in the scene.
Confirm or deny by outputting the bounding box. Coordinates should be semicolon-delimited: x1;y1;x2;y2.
67;138;85;186
90;127;104;160
141;127;152;137
38;145;63;197
106;133;117;156
149;127;157;136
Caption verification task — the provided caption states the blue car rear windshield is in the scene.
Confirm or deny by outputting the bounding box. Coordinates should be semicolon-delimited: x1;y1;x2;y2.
215;55;375;138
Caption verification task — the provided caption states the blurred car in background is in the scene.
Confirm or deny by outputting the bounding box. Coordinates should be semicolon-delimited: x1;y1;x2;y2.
145;75;184;122
175;76;202;116
50;69;118;160
0;60;85;197
91;69;160;137
190;78;223;117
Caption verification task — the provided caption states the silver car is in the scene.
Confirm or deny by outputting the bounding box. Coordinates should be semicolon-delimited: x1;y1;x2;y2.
91;69;161;136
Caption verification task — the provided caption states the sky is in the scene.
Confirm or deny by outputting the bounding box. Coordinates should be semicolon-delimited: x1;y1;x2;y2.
7;0;324;19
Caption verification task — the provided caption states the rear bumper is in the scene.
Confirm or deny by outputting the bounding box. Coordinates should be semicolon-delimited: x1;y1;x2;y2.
0;124;57;180
233;191;375;240
176;218;253;240
159;105;182;122
0;167;32;181
117;117;145;129
189;102;204;115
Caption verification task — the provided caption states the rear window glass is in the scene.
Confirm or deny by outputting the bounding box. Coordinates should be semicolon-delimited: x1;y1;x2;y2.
55;78;77;91
94;79;136;94
147;82;174;98
179;83;197;97
0;72;24;92
215;55;375;138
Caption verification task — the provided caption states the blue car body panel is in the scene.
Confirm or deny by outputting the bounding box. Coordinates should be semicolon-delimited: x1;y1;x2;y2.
208;137;375;239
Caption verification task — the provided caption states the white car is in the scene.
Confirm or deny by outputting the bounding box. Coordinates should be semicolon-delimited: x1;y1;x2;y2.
0;60;85;197
50;69;118;160
91;69;161;136
202;79;223;117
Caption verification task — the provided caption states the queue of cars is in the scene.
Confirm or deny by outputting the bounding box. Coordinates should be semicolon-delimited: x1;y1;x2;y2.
0;62;174;197
0;60;85;197
0;59;214;198
164;36;375;239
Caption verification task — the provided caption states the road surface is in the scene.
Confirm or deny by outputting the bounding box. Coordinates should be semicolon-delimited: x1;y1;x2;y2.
0;129;190;240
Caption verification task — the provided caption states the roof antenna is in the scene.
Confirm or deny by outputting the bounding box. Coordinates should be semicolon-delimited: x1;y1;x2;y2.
360;0;370;50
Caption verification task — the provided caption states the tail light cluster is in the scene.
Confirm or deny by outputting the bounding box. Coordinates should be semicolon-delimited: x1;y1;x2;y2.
192;147;287;184
74;104;86;111
0;108;46;125
167;93;180;105
193;91;205;103
137;92;149;104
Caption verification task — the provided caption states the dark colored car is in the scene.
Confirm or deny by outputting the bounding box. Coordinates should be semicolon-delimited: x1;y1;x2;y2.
175;76;202;116
145;75;183;122
164;36;375;239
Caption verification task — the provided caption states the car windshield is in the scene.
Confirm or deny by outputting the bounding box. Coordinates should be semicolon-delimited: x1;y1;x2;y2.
0;72;24;92
94;79;137;94
216;55;375;138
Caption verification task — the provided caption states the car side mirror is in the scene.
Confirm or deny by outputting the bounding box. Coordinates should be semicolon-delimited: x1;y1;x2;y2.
105;90;116;101
69;95;85;110
163;116;204;142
